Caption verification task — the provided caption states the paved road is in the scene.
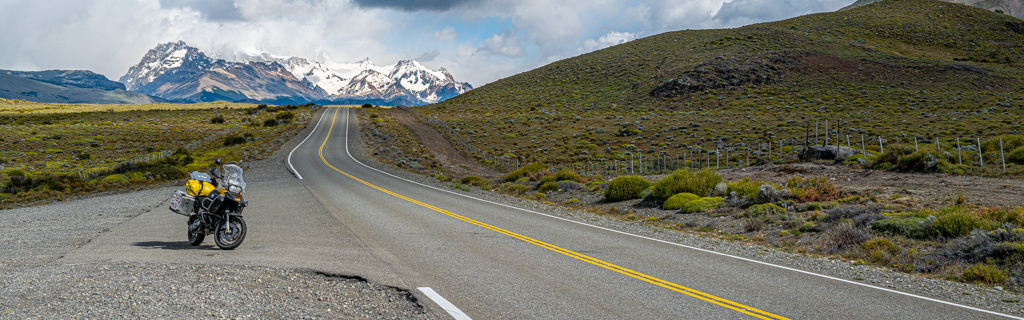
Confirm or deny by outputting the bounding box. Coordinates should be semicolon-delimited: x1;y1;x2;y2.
68;107;1018;319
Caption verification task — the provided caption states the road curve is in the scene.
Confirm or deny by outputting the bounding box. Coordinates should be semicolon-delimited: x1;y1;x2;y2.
66;107;1019;319
287;107;1017;319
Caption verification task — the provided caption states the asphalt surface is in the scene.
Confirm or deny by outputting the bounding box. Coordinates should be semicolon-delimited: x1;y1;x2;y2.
64;107;1020;319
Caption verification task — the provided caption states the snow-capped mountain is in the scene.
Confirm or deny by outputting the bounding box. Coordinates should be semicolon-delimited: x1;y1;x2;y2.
121;42;472;105
234;51;473;104
119;41;324;103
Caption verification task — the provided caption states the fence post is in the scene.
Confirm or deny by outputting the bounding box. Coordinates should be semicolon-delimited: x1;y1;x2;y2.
878;136;884;154
716;149;720;169
861;135;866;157
825;120;829;149
978;138;984;166
768;142;772;163
1000;138;1006;172
815;121;819;145
957;138;962;165
746;147;750;166
914;136;918;152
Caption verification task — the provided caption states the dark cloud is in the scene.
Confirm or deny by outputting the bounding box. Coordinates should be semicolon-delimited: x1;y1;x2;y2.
351;0;475;12
159;0;244;21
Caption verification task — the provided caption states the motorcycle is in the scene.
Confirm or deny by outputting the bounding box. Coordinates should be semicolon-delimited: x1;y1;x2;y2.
168;159;248;250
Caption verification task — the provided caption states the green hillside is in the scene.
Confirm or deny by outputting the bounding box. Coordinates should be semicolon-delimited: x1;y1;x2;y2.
419;0;1024;169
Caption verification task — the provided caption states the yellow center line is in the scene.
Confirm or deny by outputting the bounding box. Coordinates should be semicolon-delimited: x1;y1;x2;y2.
316;107;789;320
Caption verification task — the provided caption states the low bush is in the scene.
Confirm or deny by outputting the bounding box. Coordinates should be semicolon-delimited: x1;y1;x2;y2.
210;115;225;124
726;178;761;200
505;184;528;195
538;181;559;193
786;176;841;202
871;217;931;239
537;174;557;185
824;206;886;227
962;264;1006;285
862;237;900;265
504;163;548;182
650;169;722;201
263;118;278;127
1008;146;1024;165
554;169;581;182
604;175;652;202
757;183;791;204
747;203;786;217
223;135;247;147
679;197;724;214
931;206;989;238
662;193;699;210
460;176;483;185
827;222;870;252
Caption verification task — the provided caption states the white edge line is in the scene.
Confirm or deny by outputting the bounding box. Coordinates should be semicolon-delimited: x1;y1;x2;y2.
337;108;1023;320
287;108;330;180
418;287;472;320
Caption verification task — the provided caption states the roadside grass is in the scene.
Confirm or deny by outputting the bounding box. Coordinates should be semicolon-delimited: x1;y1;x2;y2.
0;99;317;209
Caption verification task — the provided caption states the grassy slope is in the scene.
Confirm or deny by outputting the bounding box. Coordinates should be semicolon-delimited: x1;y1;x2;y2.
421;0;1024;170
0;73;160;104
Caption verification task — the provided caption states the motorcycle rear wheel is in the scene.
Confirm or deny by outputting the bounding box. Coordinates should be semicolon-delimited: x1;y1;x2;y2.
187;215;205;246
214;215;246;250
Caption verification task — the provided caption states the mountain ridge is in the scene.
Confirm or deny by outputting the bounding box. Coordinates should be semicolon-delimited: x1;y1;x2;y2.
0;69;160;104
119;41;471;105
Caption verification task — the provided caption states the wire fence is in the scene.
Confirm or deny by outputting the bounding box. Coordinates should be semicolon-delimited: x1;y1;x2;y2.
397;108;1020;178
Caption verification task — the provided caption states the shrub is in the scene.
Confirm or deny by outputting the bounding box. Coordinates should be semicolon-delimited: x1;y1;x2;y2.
76;152;92;161
504;163;548;182
662;193;699;210
604;175;652;202
460;176;483;185
362;103;373;108
931;206;989;238
824;206;886;227
747;203;786;217
1008;146;1024;165
263;118;278;127
276;111;295;121
210;115;225;124
862;237;900;265
983;134;1024;152
554;169;581;182
505;184;528;195
537;174;557;185
962;264;1006;285
726;178;761;200
871;217;931;239
538;181;559;193
827;222;870;252
679;197;725;214
757;184;791;204
223;135;247;147
650;169;722;201
786;176;841;202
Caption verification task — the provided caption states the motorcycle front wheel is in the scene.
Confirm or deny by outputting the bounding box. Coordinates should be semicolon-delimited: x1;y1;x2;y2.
214;215;246;250
187;215;205;246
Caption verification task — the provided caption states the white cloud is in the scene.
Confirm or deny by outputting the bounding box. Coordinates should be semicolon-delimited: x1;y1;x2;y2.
579;31;639;53
433;26;458;42
0;0;852;87
482;30;524;57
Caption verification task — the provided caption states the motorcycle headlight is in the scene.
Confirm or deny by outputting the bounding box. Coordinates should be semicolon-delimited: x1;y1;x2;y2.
228;185;242;193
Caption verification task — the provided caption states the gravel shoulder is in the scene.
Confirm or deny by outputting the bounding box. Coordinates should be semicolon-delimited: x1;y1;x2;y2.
0;108;434;319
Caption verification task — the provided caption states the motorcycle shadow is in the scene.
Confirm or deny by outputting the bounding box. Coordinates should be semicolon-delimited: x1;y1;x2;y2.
132;241;217;250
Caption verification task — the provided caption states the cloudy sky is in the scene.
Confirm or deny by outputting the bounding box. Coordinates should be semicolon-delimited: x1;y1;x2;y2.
0;0;853;86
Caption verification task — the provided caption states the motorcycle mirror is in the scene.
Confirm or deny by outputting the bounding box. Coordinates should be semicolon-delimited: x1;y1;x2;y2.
215;158;222;166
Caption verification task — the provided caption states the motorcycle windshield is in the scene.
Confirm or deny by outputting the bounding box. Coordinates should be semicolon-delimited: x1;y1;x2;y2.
223;164;246;192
